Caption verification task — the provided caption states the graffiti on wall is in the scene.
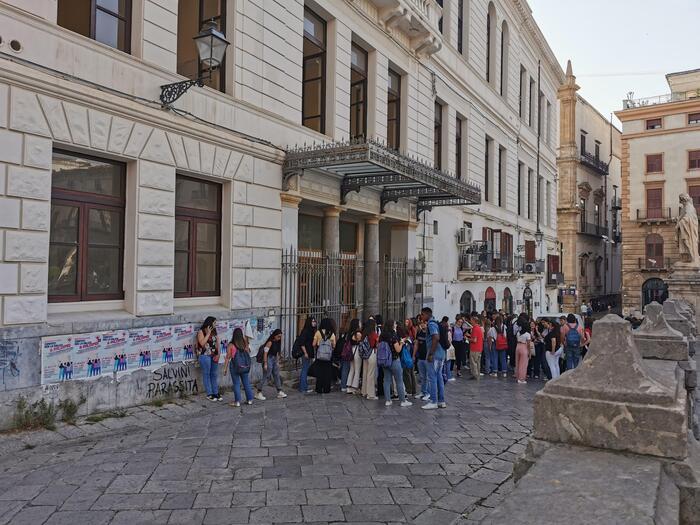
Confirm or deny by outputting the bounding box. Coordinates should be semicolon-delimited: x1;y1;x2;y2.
40;316;276;385
0;341;20;385
146;364;198;398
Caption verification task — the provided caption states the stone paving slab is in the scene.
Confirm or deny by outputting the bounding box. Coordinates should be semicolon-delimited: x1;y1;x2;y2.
0;375;541;524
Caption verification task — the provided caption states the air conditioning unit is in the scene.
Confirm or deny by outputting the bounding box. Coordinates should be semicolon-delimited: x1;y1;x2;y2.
457;227;472;245
524;263;536;273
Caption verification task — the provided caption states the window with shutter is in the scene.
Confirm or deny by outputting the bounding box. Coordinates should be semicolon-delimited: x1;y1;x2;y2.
525;240;536;263
646;188;662;218
689;150;700;170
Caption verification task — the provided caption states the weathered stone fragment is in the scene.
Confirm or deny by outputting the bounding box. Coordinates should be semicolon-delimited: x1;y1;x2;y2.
634;302;689;361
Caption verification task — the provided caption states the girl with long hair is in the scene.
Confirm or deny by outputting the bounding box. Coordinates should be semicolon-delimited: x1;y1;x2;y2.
225;328;254;406
298;316;317;393
515;316;533;384
339;318;361;393
255;328;287;401
361;318;379;399
196;316;221;401
313;318;336;394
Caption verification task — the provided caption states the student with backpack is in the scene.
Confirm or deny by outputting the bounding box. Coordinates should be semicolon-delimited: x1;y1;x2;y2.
397;325;417;398
344;327;364;394
414;319;430;400
561;313;584;370
313;318;336;394
378;322;412;407
361;319;379;400
255;329;287;401
338;319;360;392
492;316;509;378
224;328;254;407
297;316;317;394
420;307;446;410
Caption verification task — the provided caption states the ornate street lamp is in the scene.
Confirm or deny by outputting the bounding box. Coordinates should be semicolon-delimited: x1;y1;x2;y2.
535;229;544;246
159;20;230;107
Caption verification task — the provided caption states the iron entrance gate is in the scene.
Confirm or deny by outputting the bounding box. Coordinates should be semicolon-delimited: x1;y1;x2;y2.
280;251;424;356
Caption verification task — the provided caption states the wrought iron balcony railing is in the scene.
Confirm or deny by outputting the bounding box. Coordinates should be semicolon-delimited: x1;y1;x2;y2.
622;90;700;110
514;257;545;274
636;208;675;222
638;257;672;271
579;222;609;237
579;151;609;175
611;196;622;210
458;245;514;273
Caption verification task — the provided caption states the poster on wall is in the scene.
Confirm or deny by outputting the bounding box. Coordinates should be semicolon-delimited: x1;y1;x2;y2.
40;316;277;385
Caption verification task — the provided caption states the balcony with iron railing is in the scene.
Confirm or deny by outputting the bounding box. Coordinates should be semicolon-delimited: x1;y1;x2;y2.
458;246;513;274
579;151;609;175
638;257;672;271
514;256;545;274
622;90;700;110
579;221;609;238
611;196;622;210
636;208;676;222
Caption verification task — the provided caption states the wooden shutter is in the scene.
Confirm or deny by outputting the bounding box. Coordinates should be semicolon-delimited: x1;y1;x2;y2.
646;188;662;218
525;240;536;263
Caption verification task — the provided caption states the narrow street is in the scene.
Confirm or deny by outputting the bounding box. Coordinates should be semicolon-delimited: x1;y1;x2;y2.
0;377;539;525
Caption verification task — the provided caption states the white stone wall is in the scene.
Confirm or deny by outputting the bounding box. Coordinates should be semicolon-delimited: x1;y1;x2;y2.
0;67;283;326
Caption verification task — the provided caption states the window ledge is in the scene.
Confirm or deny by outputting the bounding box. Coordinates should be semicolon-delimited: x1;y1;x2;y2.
47;307;134;327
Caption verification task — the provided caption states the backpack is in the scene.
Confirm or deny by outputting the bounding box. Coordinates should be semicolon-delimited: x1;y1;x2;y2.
256;344;265;363
377;341;393;368
565;323;581;348
341;339;354;362
495;325;508;350
316;335;333;362
232;349;251;375
399;342;414;369
358;337;372;360
291;336;303;359
438;323;450;350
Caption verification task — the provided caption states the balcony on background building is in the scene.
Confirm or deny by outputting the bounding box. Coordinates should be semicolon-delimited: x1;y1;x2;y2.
514;256;545;274
458;243;514;274
636;208;675;223
371;0;442;53
638;257;672;271
622;90;700;109
579;222;609;238
613;230;622;243
579;151;609;175
611;196;622;210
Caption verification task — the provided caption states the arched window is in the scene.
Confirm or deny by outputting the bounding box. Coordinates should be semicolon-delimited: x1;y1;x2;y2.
460;290;475;314
642;278;668;307
486;2;497;85
484;286;497;312
500;20;509;97
644;233;664;269
502;287;513;314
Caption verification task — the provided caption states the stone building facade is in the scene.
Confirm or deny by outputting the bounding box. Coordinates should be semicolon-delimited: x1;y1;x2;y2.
616;69;700;315
556;62;622;313
0;0;562;412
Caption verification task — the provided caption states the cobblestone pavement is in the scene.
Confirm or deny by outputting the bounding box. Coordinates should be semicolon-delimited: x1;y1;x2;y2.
0;376;541;525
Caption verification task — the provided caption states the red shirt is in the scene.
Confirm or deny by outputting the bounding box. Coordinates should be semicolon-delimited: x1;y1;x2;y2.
470;325;484;353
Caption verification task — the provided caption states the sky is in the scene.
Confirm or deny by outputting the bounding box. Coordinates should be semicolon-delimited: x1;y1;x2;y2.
527;0;700;125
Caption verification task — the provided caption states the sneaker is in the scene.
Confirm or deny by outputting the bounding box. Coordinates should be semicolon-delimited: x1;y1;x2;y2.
255;392;266;401
229;401;240;407
438;402;447;408
400;400;413;407
490;373;497;377
501;373;508;378
367;396;379;400
456;371;462;377
480;373;485;376
346;388;355;394
385;401;392;407
207;395;216;401
277;391;287;399
306;389;314;393
414;393;423;399
448;378;456;382
216;395;223;401
517;380;527;384
422;394;431;401
422;403;438;410
246;400;253;405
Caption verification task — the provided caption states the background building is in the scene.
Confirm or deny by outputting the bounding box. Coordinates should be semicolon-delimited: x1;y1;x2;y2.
557;62;622;313
616;68;700;315
0;0;562;408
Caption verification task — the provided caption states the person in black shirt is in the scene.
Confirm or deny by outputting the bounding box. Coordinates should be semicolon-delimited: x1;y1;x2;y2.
255;329;287;400
414;319;430;401
298;317;317;393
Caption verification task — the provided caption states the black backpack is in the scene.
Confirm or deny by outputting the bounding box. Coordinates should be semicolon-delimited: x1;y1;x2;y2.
291;335;303;359
438;323;450;350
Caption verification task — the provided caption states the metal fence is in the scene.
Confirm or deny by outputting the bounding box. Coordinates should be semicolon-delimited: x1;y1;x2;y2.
280;250;424;357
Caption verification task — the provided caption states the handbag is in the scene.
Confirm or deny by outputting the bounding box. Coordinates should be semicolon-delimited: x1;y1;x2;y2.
528;341;536;358
446;345;456;361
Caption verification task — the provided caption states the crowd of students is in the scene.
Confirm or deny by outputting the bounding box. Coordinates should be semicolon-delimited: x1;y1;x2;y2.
192;308;592;408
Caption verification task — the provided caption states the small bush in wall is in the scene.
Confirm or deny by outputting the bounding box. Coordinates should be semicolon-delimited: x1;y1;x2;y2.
13;397;57;431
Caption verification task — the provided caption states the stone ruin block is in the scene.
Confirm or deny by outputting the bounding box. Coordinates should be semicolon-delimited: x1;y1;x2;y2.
533;314;688;460
634;302;689;361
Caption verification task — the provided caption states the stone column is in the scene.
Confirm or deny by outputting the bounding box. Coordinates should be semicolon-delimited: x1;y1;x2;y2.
322;206;341;255
364;216;381;317
280;194;302;252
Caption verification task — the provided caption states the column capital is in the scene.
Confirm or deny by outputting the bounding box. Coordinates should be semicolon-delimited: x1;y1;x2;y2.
323;205;343;218
365;215;382;226
280;193;302;208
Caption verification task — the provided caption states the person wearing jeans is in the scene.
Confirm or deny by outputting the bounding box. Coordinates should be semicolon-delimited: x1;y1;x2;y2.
299;356;311;393
420;307;446;409
256;329;287;400
345;329;364;394
382;358;410;406
196;316;221;401
226;328;253;406
414;319;429;399
297;316;317;393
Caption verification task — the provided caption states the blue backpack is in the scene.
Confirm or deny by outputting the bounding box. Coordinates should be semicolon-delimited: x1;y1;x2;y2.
565;323;581;349
400;342;414;369
377;341;393;368
232;349;251;374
